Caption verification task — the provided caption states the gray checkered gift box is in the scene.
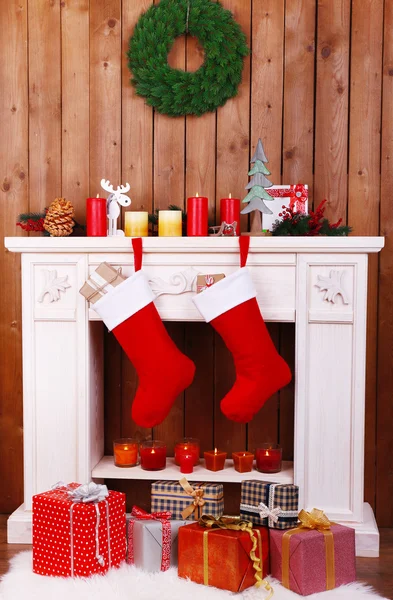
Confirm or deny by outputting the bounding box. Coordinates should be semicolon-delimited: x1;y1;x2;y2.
240;481;299;529
151;480;224;521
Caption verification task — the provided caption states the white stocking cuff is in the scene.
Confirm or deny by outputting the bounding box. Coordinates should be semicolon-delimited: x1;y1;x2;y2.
192;267;256;323
94;271;155;331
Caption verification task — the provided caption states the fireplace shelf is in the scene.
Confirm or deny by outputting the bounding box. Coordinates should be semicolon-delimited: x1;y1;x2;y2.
4;235;384;556
92;457;294;484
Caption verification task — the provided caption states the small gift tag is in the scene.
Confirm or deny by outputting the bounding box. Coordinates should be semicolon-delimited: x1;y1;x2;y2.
79;262;126;304
197;274;225;293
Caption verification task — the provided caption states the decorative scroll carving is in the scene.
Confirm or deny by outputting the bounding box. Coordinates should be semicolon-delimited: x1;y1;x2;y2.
37;270;71;303
316;270;349;305
148;267;200;297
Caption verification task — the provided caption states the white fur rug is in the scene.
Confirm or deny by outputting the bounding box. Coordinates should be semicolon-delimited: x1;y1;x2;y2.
0;552;387;600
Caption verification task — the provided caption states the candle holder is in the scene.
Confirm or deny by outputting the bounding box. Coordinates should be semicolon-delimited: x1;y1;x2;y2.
204;448;227;471
113;438;139;468
255;443;282;473
124;211;149;237
232;451;254;473
174;437;200;466
140;440;167;471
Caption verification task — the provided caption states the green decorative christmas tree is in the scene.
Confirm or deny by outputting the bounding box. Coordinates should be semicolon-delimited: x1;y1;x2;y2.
241;139;274;232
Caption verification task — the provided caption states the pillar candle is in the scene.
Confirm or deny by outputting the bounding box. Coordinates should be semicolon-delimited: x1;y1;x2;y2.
140;441;167;470
187;194;208;236
232;451;254;473
204;448;227;471
86;196;107;237
158;210;182;237
220;194;240;236
255;444;282;473
124;211;148;237
113;438;139;467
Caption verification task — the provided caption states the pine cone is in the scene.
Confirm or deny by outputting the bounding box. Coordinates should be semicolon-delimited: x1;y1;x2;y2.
44;198;75;237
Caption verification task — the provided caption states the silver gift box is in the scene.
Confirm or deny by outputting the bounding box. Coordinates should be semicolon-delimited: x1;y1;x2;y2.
127;518;189;572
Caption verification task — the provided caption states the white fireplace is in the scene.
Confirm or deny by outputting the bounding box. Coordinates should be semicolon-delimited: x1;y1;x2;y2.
4;236;384;556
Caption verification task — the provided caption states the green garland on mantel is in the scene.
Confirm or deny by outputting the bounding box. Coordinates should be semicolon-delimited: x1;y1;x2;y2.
127;0;249;117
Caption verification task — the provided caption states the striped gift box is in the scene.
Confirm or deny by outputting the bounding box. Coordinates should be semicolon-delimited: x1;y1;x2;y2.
151;481;224;521
240;481;299;529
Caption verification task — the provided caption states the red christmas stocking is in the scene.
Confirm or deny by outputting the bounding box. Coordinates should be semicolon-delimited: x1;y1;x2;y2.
193;237;291;423
94;238;195;428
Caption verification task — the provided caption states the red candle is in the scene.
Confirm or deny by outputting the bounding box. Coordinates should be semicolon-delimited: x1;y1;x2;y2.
232;451;254;473
174;438;200;466
220;195;240;236
86;196;107;237
140;441;166;471
255;444;282;474
187;194;208;236
204;448;227;471
179;453;194;474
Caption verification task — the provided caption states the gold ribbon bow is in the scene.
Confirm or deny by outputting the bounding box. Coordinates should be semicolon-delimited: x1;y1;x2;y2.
179;478;206;519
282;508;336;591
198;515;273;598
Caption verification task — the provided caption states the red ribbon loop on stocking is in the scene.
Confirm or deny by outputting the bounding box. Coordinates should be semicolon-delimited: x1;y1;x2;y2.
132;237;143;272
240;235;250;268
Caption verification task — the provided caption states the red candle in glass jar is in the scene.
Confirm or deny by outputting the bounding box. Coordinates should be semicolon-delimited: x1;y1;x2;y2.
86;195;107;236
255;444;282;473
220;194;240;235
179;453;194;474
174;438;200;466
140;441;167;471
187;194;208;236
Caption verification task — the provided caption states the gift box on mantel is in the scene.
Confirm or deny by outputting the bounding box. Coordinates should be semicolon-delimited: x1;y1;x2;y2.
178;516;272;594
262;184;308;231
240;480;299;529
79;262;125;304
33;482;126;577
151;478;224;521
127;506;189;572
270;508;356;596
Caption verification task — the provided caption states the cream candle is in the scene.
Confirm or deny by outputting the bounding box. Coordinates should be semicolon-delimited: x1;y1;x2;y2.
124;211;149;237
158;210;182;236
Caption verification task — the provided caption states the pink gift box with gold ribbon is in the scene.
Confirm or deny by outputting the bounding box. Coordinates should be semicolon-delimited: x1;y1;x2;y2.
270;509;356;596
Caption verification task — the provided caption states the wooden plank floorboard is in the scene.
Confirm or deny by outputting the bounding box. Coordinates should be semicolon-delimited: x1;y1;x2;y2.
0;515;392;598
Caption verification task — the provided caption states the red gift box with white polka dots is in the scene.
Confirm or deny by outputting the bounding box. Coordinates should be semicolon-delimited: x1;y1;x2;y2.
32;483;126;577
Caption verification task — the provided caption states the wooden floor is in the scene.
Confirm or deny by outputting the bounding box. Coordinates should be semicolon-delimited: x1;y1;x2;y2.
0;515;392;597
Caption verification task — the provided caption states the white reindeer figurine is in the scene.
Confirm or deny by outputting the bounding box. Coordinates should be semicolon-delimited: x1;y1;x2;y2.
100;179;132;236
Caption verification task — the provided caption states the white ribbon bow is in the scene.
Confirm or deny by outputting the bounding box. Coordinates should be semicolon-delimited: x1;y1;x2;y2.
257;502;282;523
68;482;109;503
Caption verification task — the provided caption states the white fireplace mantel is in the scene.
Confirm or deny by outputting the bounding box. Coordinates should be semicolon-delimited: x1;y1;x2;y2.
4;236;384;556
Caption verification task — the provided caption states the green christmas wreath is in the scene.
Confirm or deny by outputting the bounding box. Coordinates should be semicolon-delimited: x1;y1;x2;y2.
127;0;249;117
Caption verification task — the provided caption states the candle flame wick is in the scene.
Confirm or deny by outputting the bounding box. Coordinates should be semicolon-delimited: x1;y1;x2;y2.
229;193;232;199
124;446;128;451
214;447;218;454
96;193;99;198
196;192;199;197
151;448;155;454
266;450;270;456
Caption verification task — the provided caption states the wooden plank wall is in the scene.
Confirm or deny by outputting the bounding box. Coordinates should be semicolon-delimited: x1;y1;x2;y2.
1;0;392;525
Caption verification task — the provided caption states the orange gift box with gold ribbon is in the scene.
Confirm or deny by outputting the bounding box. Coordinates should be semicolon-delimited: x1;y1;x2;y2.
270;509;356;596
178;516;272;595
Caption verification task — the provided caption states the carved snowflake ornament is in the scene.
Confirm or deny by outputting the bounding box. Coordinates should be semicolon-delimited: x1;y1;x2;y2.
316;270;349;305
38;270;71;303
